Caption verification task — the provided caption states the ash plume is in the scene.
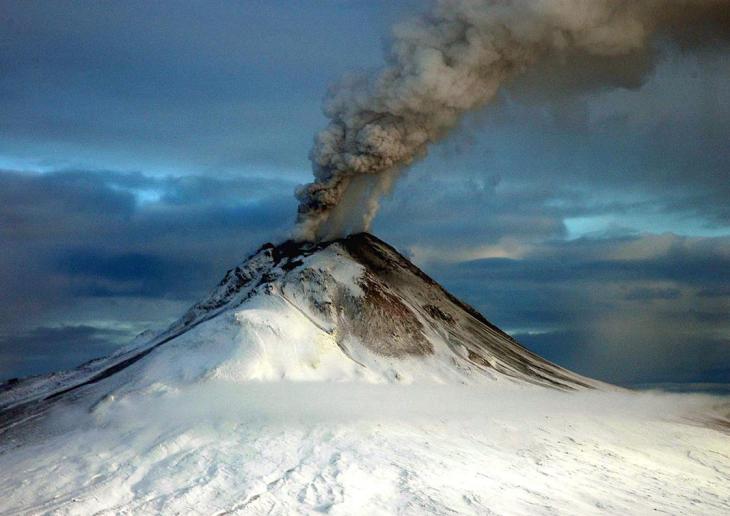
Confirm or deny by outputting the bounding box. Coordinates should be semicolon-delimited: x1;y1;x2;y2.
294;0;729;242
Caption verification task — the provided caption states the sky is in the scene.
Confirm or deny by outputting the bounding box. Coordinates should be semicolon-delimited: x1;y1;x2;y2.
1;0;728;389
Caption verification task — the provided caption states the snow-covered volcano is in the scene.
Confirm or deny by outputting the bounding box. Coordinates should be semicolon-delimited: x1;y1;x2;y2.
1;233;728;515
0;232;596;421
166;231;597;388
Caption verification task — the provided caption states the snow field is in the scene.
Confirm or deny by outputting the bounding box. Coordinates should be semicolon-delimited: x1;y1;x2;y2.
1;381;728;515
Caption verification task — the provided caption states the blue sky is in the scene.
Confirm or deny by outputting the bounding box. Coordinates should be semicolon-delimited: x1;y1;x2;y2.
1;1;728;388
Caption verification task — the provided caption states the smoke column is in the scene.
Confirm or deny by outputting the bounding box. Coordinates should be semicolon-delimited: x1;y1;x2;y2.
294;0;729;242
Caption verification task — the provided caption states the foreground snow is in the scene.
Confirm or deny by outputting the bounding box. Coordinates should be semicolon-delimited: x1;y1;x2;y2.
1;383;728;515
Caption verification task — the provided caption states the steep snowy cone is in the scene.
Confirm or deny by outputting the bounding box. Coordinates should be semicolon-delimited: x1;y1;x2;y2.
0;233;598;428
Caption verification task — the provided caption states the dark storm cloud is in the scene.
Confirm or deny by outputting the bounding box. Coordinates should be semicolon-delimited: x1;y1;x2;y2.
0;1;405;173
514;330;730;386
0;325;128;380
0;169;296;339
450;248;730;286
376;174;569;249
623;287;682;301
421;233;730;385
428;233;730;315
697;286;730;298
0;170;135;240
54;251;208;298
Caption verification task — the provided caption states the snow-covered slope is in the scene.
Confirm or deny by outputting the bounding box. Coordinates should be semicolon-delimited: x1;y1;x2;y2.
1;233;728;515
1;383;729;515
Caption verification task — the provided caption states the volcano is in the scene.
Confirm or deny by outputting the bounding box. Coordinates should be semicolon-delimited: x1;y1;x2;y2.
1;233;595;420
1;233;728;515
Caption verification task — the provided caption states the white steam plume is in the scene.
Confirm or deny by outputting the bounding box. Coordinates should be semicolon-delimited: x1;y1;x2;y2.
294;0;729;242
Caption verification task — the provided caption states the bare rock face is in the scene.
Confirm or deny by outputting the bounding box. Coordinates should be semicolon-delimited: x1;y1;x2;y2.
337;234;594;389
